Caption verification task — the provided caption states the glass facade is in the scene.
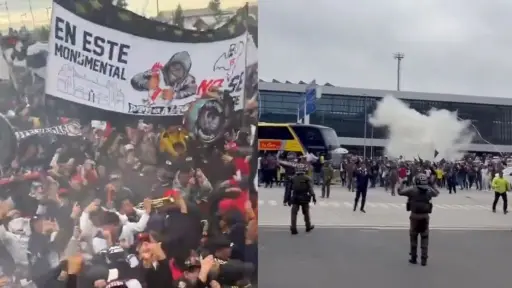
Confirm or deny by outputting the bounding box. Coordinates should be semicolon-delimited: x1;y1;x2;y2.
259;90;512;145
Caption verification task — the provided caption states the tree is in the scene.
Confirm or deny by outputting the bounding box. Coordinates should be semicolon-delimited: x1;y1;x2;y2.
113;0;128;9
34;25;51;41
173;4;184;28
207;0;224;26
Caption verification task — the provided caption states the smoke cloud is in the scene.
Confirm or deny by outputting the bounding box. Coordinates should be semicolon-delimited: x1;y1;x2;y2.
369;95;474;161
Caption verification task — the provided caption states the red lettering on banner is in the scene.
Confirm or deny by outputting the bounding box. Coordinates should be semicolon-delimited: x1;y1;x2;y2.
197;79;224;96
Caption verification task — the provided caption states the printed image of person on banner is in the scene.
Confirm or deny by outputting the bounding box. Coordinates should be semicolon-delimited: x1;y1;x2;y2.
0;0;259;287
130;52;197;107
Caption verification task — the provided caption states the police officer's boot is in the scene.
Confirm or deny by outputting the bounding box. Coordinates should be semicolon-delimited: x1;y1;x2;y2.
420;258;427;266
409;241;418;264
290;204;299;235
304;207;314;233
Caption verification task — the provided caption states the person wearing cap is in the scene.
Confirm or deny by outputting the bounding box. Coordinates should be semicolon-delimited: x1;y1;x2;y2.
321;161;334;198
285;164;316;235
150;167;174;199
173;254;219;288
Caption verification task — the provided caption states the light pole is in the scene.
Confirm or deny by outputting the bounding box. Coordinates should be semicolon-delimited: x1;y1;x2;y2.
0;2;10;28
363;93;367;159
393;52;404;91
370;126;374;158
20;13;27;27
46;7;51;21
28;0;36;28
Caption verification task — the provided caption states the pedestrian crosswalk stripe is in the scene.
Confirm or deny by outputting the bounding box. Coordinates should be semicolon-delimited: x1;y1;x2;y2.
258;200;492;211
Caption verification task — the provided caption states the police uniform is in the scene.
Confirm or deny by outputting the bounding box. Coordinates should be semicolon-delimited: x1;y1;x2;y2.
282;164;296;201
397;173;439;266
284;164;316;235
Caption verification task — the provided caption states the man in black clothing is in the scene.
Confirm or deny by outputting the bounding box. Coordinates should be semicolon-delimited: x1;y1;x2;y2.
284;166;316;235
370;161;379;188
312;157;323;185
353;165;370;213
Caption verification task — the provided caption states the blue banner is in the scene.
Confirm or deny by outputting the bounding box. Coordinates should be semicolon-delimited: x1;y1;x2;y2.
298;80;317;121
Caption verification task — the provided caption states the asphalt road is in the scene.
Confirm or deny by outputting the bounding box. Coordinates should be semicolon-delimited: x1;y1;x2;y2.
258;227;511;288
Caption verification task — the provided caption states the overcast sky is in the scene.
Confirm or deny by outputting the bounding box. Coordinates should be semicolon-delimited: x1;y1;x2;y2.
259;0;512;98
0;0;252;30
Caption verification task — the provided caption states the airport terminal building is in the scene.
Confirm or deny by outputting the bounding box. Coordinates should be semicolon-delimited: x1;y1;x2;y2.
259;80;512;155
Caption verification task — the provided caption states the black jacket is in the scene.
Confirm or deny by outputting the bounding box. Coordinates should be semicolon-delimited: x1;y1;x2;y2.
284;174;315;204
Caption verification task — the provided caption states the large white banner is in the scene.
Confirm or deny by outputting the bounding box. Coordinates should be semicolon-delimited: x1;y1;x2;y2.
46;3;251;116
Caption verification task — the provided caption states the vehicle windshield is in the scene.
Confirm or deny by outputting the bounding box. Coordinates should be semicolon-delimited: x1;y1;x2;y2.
320;127;340;150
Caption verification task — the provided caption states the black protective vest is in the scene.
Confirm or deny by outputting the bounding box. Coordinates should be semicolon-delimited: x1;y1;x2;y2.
291;175;311;202
410;189;432;214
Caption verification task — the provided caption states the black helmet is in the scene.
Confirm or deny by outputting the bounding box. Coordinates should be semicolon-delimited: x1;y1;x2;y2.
415;173;428;186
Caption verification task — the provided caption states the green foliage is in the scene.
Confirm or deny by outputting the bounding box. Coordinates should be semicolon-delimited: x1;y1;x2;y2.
113;0;128;8
33;25;50;41
173;4;184;28
207;0;221;12
207;0;224;25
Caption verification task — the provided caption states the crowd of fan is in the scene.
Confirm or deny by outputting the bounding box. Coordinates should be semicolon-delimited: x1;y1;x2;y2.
0;35;258;288
259;152;510;193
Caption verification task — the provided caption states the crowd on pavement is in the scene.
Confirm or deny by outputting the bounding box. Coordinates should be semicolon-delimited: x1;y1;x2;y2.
259;152;512;212
259;152;510;191
0;28;259;288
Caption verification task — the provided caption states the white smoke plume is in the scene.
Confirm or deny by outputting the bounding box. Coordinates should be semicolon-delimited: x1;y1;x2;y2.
369;95;474;161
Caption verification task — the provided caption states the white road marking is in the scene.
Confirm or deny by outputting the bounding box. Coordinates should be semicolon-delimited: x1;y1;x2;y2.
259;200;494;212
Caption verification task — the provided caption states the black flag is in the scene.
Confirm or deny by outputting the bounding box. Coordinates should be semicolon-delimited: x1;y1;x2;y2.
434;150;439;158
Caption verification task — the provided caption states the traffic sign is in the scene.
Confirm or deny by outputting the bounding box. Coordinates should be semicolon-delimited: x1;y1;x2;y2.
297;80;321;123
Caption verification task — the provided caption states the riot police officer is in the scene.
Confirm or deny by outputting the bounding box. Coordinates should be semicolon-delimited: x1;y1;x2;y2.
397;173;439;266
279;152;298;205
284;164;316;235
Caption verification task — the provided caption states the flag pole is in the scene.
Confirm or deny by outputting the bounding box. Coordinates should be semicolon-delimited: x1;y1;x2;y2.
241;3;249;128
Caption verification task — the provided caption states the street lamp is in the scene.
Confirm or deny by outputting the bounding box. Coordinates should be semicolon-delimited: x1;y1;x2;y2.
20;13;27;27
0;2;11;28
46;7;51;21
28;0;36;28
393;52;405;91
362;93;367;158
